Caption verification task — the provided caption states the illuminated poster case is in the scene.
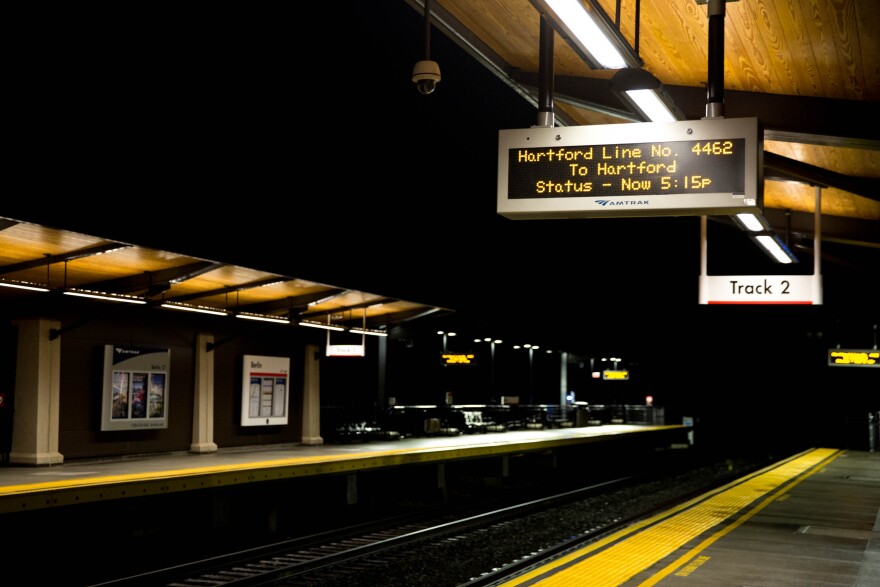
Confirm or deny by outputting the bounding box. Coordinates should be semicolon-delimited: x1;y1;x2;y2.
101;345;170;431
241;355;290;426
498;117;762;219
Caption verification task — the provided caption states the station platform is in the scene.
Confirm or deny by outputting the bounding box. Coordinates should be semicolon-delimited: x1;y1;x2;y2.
0;423;688;514
498;447;880;587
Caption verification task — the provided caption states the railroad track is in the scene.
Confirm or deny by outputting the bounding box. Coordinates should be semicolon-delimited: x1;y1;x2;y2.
91;455;766;587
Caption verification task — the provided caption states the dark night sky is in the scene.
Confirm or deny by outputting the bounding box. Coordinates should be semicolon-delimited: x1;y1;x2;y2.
9;1;877;366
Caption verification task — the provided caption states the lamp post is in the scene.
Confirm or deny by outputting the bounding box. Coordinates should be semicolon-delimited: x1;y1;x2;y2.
476;337;502;402
437;330;456;405
525;344;537;403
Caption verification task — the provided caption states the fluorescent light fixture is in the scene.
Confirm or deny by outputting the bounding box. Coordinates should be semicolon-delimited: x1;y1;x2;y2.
349;328;388;337
623;89;678;122
0;279;50;292
65;289;147;304
734;212;768;232
299;320;345;332
235;313;290;324
610;68;682;122
161;302;227;316
750;232;798;264
732;212;796;263
535;0;641;69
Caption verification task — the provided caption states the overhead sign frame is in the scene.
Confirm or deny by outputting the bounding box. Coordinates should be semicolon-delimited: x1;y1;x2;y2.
497;117;761;219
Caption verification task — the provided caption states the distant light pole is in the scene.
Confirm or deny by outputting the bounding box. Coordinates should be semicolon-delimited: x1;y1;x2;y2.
437;330;456;352
476;337;502;400
438;330;456;405
525;344;538;403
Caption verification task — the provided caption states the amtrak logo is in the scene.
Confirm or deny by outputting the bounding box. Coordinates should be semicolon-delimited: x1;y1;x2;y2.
594;199;651;206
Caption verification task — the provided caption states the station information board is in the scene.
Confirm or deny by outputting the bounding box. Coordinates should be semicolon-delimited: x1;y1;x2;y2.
442;353;476;366
498;117;761;219
602;369;630;380
827;349;879;368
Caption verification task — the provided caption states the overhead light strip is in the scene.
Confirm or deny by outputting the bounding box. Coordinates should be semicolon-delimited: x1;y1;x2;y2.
535;0;641;69
751;233;797;264
732;212;798;264
536;2;682;123
621;88;678;122
349;328;388;337
0;279;50;292
299;320;346;332
161;302;228;316
236;313;290;324
64;289;147;304
734;212;767;232
610;67;682;123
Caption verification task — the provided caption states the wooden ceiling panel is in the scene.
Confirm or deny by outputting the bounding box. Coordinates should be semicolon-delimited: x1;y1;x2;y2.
0;222;106;263
598;0;710;86
763;182;880;221
765;140;880;179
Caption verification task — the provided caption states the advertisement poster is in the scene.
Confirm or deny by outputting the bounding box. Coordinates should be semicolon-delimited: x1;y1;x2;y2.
241;355;290;426
101;345;170;431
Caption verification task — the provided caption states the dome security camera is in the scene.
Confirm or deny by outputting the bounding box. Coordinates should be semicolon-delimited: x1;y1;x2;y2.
412;60;441;95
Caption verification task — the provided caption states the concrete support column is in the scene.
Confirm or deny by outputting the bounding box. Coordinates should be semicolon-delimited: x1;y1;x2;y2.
9;318;63;465
190;332;217;453
300;343;323;445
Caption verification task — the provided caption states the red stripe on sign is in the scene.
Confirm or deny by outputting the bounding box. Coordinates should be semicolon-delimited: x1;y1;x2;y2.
707;301;813;305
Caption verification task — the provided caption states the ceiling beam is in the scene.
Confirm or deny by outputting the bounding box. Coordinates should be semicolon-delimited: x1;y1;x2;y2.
763;153;880;202
516;73;879;148
298;298;400;321
70;261;224;295
666;84;880;149
161;276;291;304
762;209;880;250
232;289;347;315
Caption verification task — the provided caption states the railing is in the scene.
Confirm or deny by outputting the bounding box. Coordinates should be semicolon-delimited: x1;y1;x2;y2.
320;403;666;443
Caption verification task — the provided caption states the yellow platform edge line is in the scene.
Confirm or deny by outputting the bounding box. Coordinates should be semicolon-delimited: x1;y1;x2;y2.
0;425;684;497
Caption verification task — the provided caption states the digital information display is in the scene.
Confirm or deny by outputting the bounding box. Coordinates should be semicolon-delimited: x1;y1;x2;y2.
827;349;879;368
498;117;761;219
442;353;476;366
602;370;630;380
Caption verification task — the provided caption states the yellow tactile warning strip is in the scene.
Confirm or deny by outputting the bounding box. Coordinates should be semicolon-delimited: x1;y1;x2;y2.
497;447;842;587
